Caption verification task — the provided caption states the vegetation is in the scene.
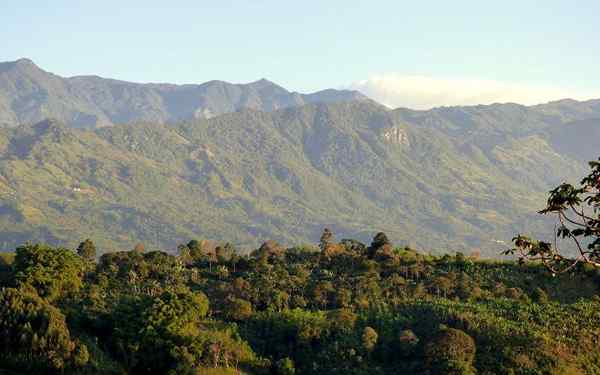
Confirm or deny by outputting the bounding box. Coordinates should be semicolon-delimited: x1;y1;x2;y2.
1;61;600;373
0;229;598;373
508;158;600;274
2;97;599;255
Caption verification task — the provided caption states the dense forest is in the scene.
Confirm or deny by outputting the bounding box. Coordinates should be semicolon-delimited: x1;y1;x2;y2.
0;233;599;375
0;163;598;375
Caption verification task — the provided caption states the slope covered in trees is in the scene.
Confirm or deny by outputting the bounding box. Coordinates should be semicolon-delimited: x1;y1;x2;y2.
1;99;599;255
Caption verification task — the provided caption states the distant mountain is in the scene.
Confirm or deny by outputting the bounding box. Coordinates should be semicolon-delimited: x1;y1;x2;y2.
1;99;598;255
0;58;370;128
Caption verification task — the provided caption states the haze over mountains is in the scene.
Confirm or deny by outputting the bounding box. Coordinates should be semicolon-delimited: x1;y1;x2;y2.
0;59;599;255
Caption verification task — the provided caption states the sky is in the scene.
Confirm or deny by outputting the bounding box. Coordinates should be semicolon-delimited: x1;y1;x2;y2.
2;0;600;109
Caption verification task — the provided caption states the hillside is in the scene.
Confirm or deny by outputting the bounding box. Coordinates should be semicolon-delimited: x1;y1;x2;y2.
0;58;369;128
1;98;598;255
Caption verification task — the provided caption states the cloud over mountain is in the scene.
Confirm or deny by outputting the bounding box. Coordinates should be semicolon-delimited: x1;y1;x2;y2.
346;74;599;109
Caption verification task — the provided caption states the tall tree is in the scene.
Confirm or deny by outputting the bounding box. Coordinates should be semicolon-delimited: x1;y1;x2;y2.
187;239;204;261
368;232;392;259
319;228;334;252
76;238;96;261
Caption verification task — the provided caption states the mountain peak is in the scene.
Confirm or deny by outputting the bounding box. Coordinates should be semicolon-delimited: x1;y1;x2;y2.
8;58;40;72
247;78;288;92
0;58;39;74
14;57;36;66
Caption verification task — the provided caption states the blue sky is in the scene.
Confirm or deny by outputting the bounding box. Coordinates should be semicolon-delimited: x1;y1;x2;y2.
2;1;599;108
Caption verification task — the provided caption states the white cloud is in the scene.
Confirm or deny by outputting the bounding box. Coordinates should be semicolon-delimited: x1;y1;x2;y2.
345;74;598;110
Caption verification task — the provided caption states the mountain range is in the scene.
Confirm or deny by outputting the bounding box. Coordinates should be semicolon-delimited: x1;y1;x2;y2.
0;58;369;128
0;59;599;255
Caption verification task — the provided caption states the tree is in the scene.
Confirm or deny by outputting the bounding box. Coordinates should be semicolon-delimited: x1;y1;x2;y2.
13;243;84;303
429;275;453;298
0;287;87;371
371;232;390;249
362;326;378;352
506;159;600;274
187;239;205;261
225;297;253;321
334;287;352;308
177;244;193;265
115;290;212;372
319;228;334;252
77;238;97;261
368;232;392;259
311;281;333;309
340;238;367;254
328;308;357;332
216;242;235;262
73;344;90;368
272;290;290;311
254;240;285;263
424;328;476;375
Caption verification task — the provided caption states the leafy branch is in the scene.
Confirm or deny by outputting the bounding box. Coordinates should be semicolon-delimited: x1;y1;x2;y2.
505;159;600;274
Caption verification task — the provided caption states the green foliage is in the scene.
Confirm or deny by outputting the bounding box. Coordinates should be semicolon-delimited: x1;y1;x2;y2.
424;328;476;375
187;240;205;261
532;287;549;304
508;158;600;274
102;289;256;373
361;326;379;352
225;297;253;321
96;250;187;296
0;234;599;374
0;287;87;372
13;243;84;303
1;99;595;255
76;239;96;261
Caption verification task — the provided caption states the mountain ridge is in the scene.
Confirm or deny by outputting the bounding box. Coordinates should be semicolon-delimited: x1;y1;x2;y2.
3;58;600;129
0;58;371;129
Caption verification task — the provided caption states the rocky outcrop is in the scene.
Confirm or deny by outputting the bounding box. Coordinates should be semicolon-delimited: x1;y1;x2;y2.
382;126;409;146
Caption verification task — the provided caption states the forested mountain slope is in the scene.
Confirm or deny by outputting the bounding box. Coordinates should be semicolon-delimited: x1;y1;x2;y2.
1;99;598;255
